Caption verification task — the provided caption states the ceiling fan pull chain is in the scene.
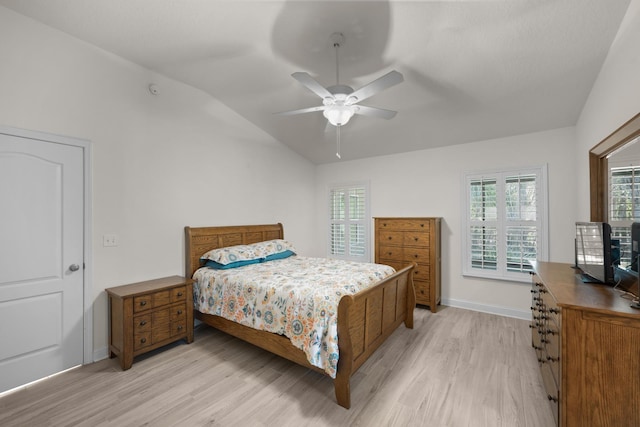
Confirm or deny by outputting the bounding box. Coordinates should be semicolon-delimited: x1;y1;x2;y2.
336;125;341;159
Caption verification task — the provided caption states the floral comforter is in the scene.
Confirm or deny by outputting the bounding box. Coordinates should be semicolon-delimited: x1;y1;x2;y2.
192;256;395;378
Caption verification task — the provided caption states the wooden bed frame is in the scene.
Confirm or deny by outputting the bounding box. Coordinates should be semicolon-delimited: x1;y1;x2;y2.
184;223;416;409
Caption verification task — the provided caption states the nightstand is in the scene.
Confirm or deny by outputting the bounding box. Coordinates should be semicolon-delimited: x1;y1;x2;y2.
106;276;194;370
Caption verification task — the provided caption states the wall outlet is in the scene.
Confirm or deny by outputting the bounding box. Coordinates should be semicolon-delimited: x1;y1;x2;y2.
103;234;119;247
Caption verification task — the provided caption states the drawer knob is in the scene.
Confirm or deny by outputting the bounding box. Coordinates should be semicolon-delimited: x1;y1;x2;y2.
177;292;183;297
383;223;387;227
140;338;147;344
140;301;147;306
177;325;183;330
420;224;424;227
387;252;392;256
547;395;558;403
414;237;419;241
414;254;418;258
177;310;183;315
388;236;392;240
139;320;147;326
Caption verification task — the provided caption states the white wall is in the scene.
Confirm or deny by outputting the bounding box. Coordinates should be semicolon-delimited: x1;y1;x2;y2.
0;7;317;359
576;0;640;212
316;127;577;318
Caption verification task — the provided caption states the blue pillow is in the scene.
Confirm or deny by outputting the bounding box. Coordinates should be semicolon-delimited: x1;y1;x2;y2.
205;258;261;270
263;250;295;262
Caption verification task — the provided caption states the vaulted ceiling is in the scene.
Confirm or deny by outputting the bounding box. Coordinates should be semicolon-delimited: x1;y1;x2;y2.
0;0;632;163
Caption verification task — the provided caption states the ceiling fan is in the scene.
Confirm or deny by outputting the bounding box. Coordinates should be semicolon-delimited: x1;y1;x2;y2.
276;32;404;158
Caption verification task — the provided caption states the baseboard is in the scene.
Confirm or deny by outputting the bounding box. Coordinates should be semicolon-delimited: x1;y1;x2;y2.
441;298;531;320
93;346;109;362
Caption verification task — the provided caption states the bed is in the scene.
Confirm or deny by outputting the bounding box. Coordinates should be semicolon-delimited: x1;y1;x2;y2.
184;223;416;409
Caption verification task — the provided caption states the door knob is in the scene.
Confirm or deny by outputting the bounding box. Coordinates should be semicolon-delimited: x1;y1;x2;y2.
69;264;80;272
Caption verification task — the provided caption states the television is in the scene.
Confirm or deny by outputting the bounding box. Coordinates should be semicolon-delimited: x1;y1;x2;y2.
575;222;615;285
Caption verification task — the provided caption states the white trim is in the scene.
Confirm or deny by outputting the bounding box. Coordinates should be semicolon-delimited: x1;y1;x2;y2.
441;298;531;320
0;125;93;364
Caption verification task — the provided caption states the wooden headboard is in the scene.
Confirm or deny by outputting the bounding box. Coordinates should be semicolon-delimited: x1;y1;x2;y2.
184;223;284;278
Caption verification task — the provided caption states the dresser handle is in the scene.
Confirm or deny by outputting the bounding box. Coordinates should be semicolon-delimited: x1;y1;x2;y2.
414;254;418;258
420;224;424;227
177;325;183;330
388;236;392;240
177;292;183;297
547;395;558;403
414;237;419;241
383;223;387;227
177;310;183;315
140;338;147;344
387;252;393;256
140;301;147;306
139;320;147;326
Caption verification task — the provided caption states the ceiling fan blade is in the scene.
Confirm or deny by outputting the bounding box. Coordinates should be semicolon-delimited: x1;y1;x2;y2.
348;70;404;103
274;105;327;116
355;105;398;120
291;72;333;99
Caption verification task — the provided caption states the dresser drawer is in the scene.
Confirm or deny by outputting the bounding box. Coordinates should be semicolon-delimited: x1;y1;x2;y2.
378;231;403;246
403;232;430;247
377;219;431;231
378;245;404;261
414;280;430;302
403;248;429;263
412;264;430;281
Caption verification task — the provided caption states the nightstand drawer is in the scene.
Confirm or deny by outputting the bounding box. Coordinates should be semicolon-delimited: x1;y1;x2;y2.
134;332;152;351
171;304;186;320
133;295;152;313
134;314;151;331
171;286;187;302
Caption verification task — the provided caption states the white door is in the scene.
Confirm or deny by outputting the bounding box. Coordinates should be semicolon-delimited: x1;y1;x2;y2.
0;131;85;393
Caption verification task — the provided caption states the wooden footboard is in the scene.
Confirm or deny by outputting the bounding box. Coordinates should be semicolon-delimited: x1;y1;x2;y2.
334;263;415;408
185;224;416;409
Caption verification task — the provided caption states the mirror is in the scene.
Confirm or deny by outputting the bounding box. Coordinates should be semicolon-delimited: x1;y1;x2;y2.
589;112;640;222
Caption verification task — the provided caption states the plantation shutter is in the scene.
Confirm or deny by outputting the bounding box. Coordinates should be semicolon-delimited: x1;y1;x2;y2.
609;165;640;266
464;166;547;282
329;184;369;261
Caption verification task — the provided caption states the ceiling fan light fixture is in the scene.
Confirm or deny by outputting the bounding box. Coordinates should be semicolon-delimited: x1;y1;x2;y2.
324;105;356;126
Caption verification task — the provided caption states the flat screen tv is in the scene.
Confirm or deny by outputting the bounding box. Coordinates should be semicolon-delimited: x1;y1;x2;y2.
575;222;615;285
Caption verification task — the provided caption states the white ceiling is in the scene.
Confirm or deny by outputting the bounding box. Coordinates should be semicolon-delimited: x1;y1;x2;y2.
0;0;632;164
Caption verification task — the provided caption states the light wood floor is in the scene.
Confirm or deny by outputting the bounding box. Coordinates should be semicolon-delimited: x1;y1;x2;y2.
0;307;555;427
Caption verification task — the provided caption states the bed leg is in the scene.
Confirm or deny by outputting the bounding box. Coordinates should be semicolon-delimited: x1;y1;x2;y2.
334;374;351;409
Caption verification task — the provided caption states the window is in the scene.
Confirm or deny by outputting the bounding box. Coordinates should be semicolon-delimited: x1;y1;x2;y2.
609;158;640;268
329;183;369;262
463;166;548;282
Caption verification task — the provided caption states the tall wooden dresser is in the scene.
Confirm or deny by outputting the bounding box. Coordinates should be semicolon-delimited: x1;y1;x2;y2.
530;261;640;427
374;217;441;312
